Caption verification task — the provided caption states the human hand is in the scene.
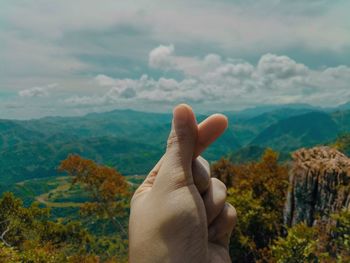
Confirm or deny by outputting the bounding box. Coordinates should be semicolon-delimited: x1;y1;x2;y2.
129;104;237;263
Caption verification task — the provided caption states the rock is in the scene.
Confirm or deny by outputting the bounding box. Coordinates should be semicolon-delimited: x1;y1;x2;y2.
284;146;350;226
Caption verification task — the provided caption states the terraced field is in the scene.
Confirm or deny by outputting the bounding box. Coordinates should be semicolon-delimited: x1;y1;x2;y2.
0;175;146;210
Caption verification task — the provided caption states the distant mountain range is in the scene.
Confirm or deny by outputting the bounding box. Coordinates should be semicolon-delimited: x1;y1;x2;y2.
1;103;350;185
250;112;339;151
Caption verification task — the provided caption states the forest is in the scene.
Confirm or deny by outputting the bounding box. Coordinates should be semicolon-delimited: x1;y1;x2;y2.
1;136;350;262
1;107;350;262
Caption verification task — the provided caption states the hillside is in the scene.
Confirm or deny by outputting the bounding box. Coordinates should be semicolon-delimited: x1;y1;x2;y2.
332;109;350;132
230;108;314;145
0;120;45;149
0;137;162;184
0;109;240;184
1;106;350;185
250;111;339;152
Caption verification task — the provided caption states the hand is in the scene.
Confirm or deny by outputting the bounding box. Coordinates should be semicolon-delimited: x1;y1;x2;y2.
129;104;237;263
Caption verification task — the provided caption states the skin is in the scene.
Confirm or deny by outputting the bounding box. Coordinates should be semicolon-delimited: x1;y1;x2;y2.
129;104;237;263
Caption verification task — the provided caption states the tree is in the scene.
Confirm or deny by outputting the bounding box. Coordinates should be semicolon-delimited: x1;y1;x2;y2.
0;192;91;263
216;149;289;262
59;155;130;262
271;223;318;263
332;133;350;156
329;209;350;261
59;155;129;233
270;208;350;262
211;158;236;187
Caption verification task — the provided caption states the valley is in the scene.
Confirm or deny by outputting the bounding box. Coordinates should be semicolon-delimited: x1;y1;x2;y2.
1;104;350;187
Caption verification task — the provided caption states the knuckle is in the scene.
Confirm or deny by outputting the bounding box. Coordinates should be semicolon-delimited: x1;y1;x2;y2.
225;203;237;221
198;156;210;172
212;177;227;193
192;162;210;193
166;131;187;149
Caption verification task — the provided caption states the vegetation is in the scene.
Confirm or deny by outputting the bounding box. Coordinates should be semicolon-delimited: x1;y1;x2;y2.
0;192;91;262
251;112;339;151
2;107;350;185
0;155;130;262
332;133;350;156
270;209;350;262
213;149;289;261
1;107;350;262
213;149;350;262
59;155;130;237
1;147;350;262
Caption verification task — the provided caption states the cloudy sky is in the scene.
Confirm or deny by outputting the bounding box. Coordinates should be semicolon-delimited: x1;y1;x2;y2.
1;0;350;119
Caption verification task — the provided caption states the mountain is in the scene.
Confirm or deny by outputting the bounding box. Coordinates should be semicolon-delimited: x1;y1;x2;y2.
250;111;339;152
332;109;350;132
224;103;320;119
1;105;350;186
230;108;315;145
0;120;45;149
0;109;240;184
230;145;290;163
336;101;350;111
0;137;162;184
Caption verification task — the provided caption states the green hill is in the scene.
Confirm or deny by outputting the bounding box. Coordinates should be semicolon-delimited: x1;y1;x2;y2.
250;112;339;152
0;120;45;149
230;108;314;145
332;110;350;132
2;106;350;186
0;110;240;184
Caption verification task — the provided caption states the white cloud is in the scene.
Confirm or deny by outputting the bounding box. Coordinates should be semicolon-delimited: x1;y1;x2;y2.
18;83;58;98
2;1;349;119
95;74;116;86
19;87;48;98
148;44;175;70
64;95;105;106
204;54;222;69
64;46;350;111
257;53;308;79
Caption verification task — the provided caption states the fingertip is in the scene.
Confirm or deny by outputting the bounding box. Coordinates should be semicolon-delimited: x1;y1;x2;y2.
173;104;193;116
195;114;229;158
173;104;189;127
211;113;229;130
173;104;196;128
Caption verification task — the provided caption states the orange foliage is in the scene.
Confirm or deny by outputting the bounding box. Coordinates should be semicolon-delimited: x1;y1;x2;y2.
59;154;128;198
59;155;129;229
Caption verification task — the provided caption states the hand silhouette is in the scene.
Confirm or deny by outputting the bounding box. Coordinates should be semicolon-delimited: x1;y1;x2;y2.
129;104;236;263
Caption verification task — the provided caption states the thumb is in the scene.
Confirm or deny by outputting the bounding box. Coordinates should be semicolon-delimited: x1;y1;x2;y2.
153;104;197;190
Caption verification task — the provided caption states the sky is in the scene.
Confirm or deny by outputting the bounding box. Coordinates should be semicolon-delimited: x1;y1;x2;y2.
1;0;350;119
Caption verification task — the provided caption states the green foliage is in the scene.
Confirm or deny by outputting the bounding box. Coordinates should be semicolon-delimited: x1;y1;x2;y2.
271;223;318;263
59;155;130;261
330;209;350;261
219;148;350;262
332;133;350;156
269;209;350;262
59;155;129;234
220;149;289;262
0;192;93;262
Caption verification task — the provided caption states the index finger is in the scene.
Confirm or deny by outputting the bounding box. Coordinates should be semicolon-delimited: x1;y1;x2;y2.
135;113;228;195
194;113;228;158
